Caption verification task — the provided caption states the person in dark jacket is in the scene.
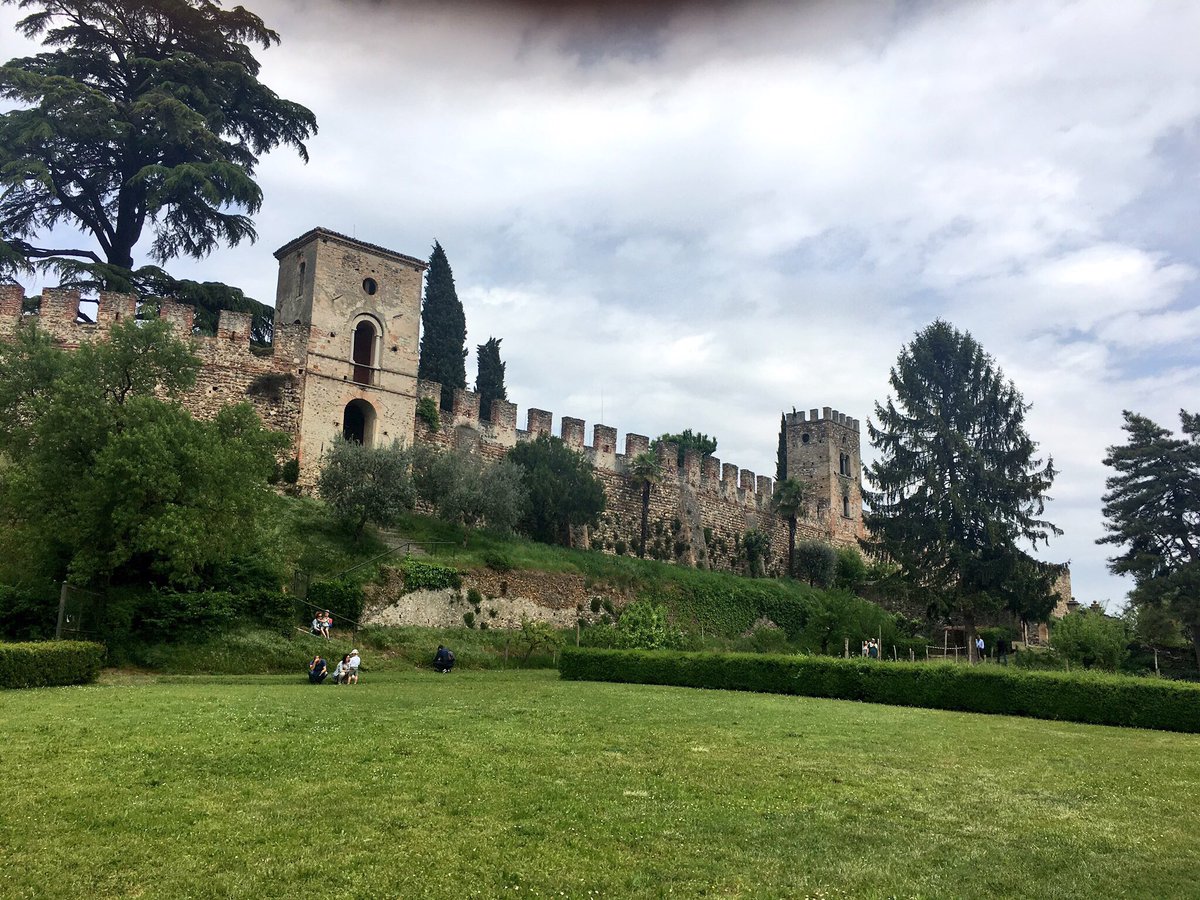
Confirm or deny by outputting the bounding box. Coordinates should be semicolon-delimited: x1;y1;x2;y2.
433;645;455;674
308;655;328;684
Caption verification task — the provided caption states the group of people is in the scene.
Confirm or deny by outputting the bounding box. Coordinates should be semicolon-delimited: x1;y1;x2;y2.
310;610;335;639
860;639;881;659
308;649;361;685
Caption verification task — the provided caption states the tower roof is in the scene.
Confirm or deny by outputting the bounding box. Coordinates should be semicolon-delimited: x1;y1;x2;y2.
273;227;428;270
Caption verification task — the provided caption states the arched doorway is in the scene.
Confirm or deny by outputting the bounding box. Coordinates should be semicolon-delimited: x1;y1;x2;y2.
342;399;376;446
352;319;378;385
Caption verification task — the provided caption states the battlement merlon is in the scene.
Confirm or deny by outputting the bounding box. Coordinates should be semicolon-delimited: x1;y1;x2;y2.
785;406;860;432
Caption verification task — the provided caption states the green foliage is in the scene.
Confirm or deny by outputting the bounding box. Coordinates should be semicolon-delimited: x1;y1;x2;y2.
399;558;462;592
141;276;275;344
0;320;286;587
515;616;564;665
1051;612;1130;672
481;550;514;573
627;450;661;558
317;438;416;539
463;611;476;628
776;413;787;481
0;582;56;640
280;457;301;485
0;0;316;283
793;540;836;587
0;640;104;689
306;578;366;626
560;649;1200;733
416;396;442;431
475;336;507;422
613;600;686;650
742;528;770;578
466;588;483;607
1099;409;1200;668
865;320;1060;648
411;444;526;536
834;547;868;592
418;241;467;409
507;435;606;546
653;429;717;468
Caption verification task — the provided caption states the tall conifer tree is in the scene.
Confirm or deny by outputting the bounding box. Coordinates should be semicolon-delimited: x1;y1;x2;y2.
864;320;1060;661
776;413;788;481
418;242;467;410
475;337;508;423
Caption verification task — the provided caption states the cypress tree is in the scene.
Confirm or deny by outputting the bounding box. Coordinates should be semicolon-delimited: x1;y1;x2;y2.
776;413;788;481
418;241;467;410
475;337;508;423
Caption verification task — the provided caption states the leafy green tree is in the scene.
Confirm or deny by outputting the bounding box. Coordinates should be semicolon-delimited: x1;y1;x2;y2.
0;0;316;286
653;428;717;468
615;600;685;650
834;546;868;593
317;439;415;539
1051;610;1130;671
794;540;837;588
1099;409;1200;668
771;477;810;577
418;241;467;410
410;444;526;541
515;615;564;666
0;319;286;586
474;336;507;423
626;450;661;558
507;434;606;547
864;321;1060;662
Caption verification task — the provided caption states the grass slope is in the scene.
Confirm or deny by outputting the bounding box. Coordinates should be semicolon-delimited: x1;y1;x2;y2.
3;671;1198;898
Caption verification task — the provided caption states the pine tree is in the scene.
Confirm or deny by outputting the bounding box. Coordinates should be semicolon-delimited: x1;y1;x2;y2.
418;242;467;410
864;320;1060;661
1099;409;1200;667
475;337;508;423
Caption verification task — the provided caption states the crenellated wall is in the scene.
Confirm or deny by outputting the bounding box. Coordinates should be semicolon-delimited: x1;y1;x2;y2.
0;285;309;449
414;377;858;574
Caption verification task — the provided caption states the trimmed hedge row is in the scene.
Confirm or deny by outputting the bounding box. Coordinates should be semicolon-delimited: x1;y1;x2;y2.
0;641;105;689
559;648;1200;733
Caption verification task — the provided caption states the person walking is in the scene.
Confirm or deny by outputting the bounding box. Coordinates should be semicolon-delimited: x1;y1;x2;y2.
975;635;985;662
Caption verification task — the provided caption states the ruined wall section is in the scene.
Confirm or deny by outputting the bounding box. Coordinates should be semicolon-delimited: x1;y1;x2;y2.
415;378;850;573
0;285;308;448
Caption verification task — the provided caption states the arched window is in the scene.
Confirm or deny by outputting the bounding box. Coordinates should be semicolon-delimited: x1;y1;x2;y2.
342;399;376;446
842;494;851;518
352;319;379;385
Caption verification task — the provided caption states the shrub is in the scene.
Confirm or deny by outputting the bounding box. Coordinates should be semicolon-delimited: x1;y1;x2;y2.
0;584;58;641
280;457;300;485
1052;612;1130;671
466;588;483;607
134;590;240;642
614;600;686;650
794;541;837;587
463;611;476;629
0;641;105;689
590;597;602;614
559;649;1200;733
614;540;627;556
399;558;462;592
416;396;441;431
481;550;514;573
834;547;868;592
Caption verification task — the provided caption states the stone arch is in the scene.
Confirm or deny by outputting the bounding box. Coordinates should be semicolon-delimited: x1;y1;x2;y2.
342;398;377;446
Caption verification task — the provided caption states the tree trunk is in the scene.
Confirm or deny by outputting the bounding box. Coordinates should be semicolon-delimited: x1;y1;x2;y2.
787;516;796;578
964;610;978;664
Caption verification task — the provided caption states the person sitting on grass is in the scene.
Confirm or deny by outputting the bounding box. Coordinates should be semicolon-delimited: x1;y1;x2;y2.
433;645;455;674
308;655;328;685
310;615;323;638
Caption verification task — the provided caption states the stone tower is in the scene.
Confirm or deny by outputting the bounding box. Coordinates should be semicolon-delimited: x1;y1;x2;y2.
782;407;866;543
273;228;426;477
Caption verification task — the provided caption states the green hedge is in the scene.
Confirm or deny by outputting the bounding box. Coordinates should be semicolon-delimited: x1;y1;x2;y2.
559;648;1200;733
0;641;105;689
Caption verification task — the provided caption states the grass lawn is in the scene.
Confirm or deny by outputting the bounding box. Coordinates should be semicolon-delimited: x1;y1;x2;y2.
3;670;1198;899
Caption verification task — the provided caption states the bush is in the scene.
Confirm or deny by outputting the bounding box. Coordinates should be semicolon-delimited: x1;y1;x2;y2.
481;550;514;573
559;648;1200;733
0;584;58;640
0;641;105;688
399;558;462;592
416;396;441;431
463;611;476;628
1052;612;1130;671
133;590;240;642
794;541;837;587
614;600;687;650
834;547;867;592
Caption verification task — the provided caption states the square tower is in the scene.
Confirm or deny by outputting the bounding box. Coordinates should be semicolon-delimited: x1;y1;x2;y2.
273;228;427;477
783;407;866;544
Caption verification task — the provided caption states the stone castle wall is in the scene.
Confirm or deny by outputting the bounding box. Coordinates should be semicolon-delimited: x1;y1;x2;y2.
0;284;310;445
414;378;862;574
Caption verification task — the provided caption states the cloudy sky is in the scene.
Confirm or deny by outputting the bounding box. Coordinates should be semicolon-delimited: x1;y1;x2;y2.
5;0;1199;608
